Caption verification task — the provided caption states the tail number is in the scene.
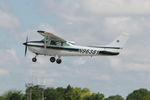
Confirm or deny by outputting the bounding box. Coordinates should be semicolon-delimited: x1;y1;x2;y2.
79;49;98;55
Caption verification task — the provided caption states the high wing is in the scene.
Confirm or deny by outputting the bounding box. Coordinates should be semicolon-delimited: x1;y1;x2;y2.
37;30;67;42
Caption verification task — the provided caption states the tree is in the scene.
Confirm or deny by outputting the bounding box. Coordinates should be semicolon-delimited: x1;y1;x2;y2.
10;93;21;100
30;86;42;100
44;88;64;100
104;95;124;100
126;88;150;100
72;88;82;100
90;93;104;100
83;92;104;100
64;85;74;100
0;96;4;100
2;90;24;100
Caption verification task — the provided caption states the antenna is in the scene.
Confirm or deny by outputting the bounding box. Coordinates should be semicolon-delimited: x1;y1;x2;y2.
39;85;46;100
25;83;46;100
25;83;33;100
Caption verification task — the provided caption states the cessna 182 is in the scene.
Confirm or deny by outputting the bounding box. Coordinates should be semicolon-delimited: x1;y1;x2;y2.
23;30;129;64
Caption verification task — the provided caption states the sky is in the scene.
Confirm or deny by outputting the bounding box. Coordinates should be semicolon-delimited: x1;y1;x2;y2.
0;0;150;98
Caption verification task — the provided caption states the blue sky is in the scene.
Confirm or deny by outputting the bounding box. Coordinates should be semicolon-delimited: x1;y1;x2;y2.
0;0;150;98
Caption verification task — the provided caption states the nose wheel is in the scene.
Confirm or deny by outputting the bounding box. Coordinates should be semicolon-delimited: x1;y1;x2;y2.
32;54;38;62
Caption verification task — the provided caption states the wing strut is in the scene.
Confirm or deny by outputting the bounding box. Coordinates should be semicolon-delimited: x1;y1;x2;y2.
44;35;47;49
44;33;49;55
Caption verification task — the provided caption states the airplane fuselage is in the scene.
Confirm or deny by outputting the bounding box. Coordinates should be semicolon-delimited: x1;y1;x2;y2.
27;41;120;57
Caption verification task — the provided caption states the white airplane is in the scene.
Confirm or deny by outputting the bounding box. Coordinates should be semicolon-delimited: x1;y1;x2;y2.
23;30;129;64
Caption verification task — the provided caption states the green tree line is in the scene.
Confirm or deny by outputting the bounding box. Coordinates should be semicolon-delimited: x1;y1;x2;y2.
0;85;150;100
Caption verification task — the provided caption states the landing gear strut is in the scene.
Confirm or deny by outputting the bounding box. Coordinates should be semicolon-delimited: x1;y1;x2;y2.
50;57;55;63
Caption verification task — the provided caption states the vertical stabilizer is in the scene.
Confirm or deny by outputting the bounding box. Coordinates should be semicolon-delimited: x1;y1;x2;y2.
106;32;129;48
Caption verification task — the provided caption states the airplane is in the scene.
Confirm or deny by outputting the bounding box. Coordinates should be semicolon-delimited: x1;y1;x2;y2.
23;30;129;64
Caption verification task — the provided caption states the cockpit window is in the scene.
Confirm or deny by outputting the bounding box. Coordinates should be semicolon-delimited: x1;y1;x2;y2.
56;42;61;46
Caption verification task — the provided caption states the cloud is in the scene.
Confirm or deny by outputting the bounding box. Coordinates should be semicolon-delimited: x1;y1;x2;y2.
41;0;93;22
28;69;61;85
41;0;150;22
123;45;150;63
108;57;122;71
0;10;20;29
0;69;8;75
92;74;111;81
125;63;150;71
61;14;93;22
83;0;150;15
40;0;150;45
73;57;87;65
0;49;19;66
0;0;20;29
108;44;150;72
103;16;144;35
0;0;10;11
61;66;70;71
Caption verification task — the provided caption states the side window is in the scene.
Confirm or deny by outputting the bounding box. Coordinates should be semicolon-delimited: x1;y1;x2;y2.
50;41;56;45
56;42;61;46
50;41;61;46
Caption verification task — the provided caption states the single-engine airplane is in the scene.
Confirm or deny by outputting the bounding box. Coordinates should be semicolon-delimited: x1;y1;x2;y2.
23;30;129;64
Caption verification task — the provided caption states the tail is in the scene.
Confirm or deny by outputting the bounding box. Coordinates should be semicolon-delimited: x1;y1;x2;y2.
89;33;129;56
100;32;129;56
106;32;129;49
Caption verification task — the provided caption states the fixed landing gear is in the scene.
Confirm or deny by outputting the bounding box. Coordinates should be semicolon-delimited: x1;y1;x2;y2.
32;56;62;64
50;57;62;64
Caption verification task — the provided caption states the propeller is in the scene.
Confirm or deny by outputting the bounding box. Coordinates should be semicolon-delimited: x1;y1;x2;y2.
23;35;28;56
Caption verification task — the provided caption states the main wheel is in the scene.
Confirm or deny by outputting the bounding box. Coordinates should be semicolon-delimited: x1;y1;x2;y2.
56;59;62;64
50;57;56;63
32;57;37;62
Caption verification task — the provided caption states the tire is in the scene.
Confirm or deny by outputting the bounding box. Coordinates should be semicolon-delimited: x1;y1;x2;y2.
50;57;56;63
56;59;62;64
32;57;37;62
